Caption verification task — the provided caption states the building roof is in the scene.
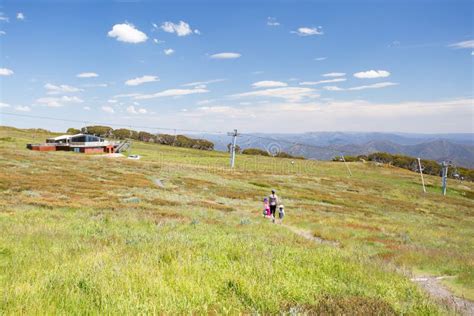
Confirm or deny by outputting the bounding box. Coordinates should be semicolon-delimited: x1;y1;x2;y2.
47;133;83;141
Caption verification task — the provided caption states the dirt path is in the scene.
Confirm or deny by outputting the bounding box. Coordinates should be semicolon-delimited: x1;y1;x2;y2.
282;223;474;315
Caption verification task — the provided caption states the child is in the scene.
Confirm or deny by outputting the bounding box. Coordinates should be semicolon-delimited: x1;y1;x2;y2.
278;205;285;224
263;198;270;217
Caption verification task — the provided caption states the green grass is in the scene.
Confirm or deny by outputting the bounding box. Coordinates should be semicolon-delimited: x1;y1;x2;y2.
1;126;473;314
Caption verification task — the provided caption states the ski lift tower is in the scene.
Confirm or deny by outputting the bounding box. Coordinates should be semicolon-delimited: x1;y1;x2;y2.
441;161;450;196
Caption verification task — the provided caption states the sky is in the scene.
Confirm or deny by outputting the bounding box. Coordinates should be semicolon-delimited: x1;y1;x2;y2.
0;0;473;134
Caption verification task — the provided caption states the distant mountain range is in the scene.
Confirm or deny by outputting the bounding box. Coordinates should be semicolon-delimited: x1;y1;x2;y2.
195;132;474;168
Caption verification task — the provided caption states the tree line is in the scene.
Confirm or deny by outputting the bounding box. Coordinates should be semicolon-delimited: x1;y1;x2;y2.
66;126;214;151
333;152;474;182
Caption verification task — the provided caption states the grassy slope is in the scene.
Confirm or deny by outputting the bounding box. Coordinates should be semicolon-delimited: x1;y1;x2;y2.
0;126;473;314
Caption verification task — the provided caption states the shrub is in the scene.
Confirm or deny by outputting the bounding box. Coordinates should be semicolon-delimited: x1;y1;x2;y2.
81;125;113;137
242;148;270;156
66;128;80;135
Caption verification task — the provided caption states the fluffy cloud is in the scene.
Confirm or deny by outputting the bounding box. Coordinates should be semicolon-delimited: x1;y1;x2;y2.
353;70;390;79
15;105;30;112
160;21;198;36
126;105;147;114
449;39;474;49
267;17;280;26
299;78;346;85
164;48;174;55
125;75;159;86
0;68;14;76
0;31;5;36
323;72;346;77
36;96;84;107
135;88;209;100
231;87;319;102
101;106;115;113
252;81;288;88
0;102;10;108
45;83;83;94
83;106;91;110
16;12;25;20
292;27;323;36
210;52;241;59
77;72;98;78
107;23;148;43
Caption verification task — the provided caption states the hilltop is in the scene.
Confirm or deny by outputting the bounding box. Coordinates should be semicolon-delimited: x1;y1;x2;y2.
201;132;474;168
0;126;473;314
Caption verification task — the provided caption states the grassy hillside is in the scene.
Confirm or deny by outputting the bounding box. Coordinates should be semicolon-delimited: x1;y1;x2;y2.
1;126;473;314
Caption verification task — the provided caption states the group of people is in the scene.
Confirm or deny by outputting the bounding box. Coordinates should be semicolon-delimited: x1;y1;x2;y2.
262;189;285;223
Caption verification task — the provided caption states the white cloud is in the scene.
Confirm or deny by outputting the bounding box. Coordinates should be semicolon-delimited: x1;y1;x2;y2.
299;78;346;85
0;68;14;76
267;17;280;26
348;82;398;91
45;83;83;94
15;105;30;112
113;93;143;98
353;70;390;79
125;75;159;86
0;102;10;108
323;72;346;77
252;80;288;88
210;52;241;59
82;83;108;88
175;98;473;133
160;21;197;36
449;39;474;49
0;13;9;22
183;79;225;87
137;89;207;100
231;87;319;102
77;72;98;78
126;105;147;114
323;86;344;91
314;57;327;61
164;48;174;55
16;12;25;20
107;99;118;104
36;96;84;107
0;31;6;36
83;106;91;110
107;23;148;44
292;27;323;36
101;106;115;113
135;88;209;100
153;38;164;44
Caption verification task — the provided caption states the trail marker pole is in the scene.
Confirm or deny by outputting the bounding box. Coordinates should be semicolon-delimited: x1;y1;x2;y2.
341;154;352;176
441;161;449;196
417;158;426;193
227;129;239;168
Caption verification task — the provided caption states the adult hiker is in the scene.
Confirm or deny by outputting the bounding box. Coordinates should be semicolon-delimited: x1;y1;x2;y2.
269;189;279;222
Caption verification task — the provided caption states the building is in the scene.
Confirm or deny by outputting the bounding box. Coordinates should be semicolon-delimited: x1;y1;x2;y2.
27;133;116;154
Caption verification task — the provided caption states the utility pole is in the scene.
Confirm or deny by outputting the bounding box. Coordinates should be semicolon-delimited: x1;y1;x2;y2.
227;129;239;168
417;158;426;193
441;161;449;196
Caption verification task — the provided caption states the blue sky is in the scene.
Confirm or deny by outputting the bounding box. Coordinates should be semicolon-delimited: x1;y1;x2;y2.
0;0;473;134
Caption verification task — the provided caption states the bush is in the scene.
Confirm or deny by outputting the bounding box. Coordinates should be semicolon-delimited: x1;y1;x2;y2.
81;125;113;137
242;148;270;156
66;128;80;135
333;152;473;182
